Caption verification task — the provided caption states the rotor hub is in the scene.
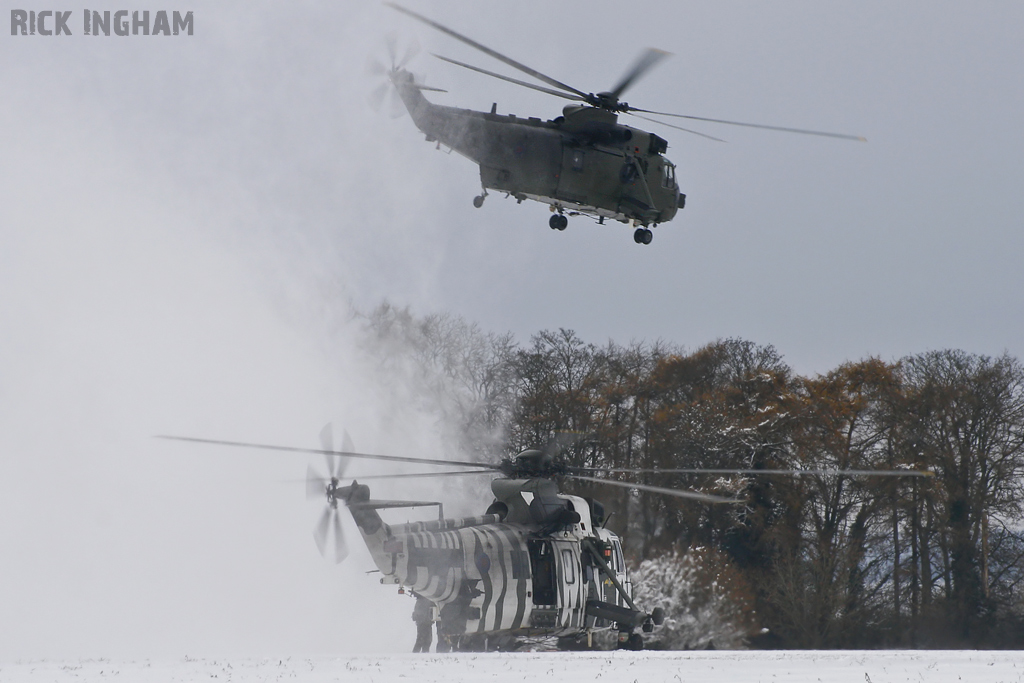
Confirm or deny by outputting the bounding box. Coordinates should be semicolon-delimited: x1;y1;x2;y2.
592;92;627;112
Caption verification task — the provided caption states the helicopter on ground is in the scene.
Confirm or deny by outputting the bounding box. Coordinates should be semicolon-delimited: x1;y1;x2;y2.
161;427;929;652
374;3;864;245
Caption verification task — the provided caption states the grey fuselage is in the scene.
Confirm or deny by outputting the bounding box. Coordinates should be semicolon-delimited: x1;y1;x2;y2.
393;71;683;227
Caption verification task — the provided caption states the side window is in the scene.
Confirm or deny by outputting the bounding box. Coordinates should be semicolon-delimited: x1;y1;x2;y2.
571;150;585;172
561;549;576;584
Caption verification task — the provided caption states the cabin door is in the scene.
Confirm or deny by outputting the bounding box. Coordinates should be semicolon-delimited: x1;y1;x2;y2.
552;540;585;629
527;539;557;606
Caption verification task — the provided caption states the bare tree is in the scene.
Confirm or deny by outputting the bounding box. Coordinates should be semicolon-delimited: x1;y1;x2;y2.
897;350;1024;642
349;306;1024;648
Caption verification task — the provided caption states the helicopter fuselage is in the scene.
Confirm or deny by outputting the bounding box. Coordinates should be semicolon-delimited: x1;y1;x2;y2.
393;71;684;230
344;476;640;650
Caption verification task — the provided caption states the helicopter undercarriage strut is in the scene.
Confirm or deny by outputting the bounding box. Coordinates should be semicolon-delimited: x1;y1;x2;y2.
581;538;662;649
581;538;641;614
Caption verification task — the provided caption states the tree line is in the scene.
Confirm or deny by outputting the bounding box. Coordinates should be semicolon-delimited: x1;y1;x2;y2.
358;303;1024;648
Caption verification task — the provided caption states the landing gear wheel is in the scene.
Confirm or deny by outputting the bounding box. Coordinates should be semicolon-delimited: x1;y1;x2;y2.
633;227;653;244
549;214;568;230
472;194;486;208
617;631;644;651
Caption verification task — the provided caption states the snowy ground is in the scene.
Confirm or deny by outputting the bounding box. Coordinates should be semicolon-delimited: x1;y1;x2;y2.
2;651;1022;683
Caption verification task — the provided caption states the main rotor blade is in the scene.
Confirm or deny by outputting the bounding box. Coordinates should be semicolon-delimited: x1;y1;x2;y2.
288;469;492;488
289;469;491;485
573;467;934;477
347;470;495;480
387;3;589;100
631;108;867;141
433;54;584;102
625;111;728;143
155;435;502;471
568;474;740;505
609;48;670;100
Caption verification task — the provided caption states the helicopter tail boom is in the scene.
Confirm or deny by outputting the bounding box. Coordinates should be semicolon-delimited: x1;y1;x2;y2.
333;482;394;573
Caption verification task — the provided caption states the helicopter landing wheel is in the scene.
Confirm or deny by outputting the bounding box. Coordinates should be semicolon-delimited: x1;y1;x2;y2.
633;228;653;244
549;214;568;231
473;194;486;208
616;630;644;651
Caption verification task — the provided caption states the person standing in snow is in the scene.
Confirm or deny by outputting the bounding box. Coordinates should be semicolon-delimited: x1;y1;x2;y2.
412;596;433;653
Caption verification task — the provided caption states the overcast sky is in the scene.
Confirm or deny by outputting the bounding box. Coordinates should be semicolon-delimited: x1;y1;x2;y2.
2;0;1022;660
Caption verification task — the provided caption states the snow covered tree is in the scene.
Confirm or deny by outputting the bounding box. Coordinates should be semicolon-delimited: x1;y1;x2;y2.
632;547;757;650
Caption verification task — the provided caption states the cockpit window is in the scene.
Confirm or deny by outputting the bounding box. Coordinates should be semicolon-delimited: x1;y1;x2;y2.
662;163;676;189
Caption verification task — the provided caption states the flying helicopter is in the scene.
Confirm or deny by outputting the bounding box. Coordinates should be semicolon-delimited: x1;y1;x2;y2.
373;3;864;245
160;427;929;652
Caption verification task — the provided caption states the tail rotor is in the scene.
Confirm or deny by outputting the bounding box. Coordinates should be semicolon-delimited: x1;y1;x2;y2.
313;504;347;564
367;34;444;118
306;423;352;563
